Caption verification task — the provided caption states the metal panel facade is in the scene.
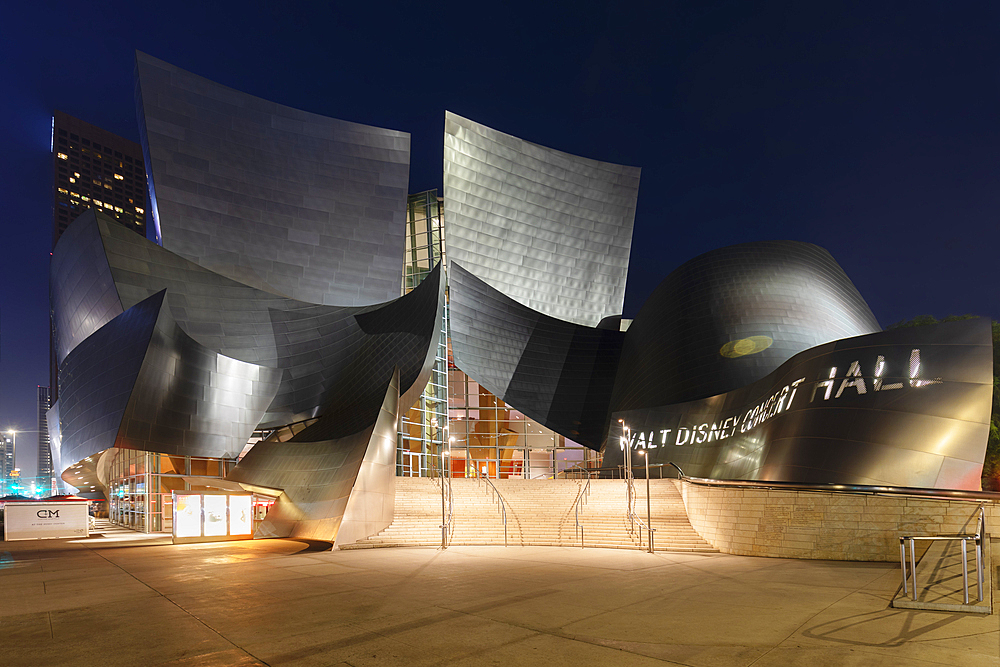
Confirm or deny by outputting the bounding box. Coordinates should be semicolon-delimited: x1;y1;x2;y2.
605;319;993;490
444;112;639;327
57;211;443;430
449;263;623;449
228;370;400;543
611;241;882;411
135;52;410;306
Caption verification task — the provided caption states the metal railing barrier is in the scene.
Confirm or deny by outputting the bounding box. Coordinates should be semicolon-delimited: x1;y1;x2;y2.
469;459;508;547
569;465;593;548
622;449;655;553
899;504;986;605
437;453;453;549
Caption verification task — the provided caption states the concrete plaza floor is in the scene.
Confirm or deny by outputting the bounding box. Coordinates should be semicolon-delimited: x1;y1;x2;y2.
0;524;998;666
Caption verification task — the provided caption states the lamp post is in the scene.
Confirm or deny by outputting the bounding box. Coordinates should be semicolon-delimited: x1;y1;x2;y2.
440;448;451;548
638;449;654;553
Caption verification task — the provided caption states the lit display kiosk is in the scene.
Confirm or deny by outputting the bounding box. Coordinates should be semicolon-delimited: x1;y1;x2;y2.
172;493;253;544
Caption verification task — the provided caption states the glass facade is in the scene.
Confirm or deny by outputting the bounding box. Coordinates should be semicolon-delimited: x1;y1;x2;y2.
397;192;450;477
106;448;235;532
447;368;600;478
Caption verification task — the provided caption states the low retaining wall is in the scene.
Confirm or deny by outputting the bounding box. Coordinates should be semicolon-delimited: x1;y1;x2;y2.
678;479;999;562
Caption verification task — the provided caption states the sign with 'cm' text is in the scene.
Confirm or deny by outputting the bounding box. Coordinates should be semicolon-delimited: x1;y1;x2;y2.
3;502;90;541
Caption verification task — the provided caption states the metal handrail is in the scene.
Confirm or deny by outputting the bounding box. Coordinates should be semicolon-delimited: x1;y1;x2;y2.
899;503;987;605
676;475;1000;501
438;463;453;549
621;450;655;552
562;464;598;480
572;474;592;548
628;505;655;552
578;463;676;479
468;459;508;547
598;463;1000;501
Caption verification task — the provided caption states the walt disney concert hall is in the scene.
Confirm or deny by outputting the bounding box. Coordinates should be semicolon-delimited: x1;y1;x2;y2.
47;52;993;547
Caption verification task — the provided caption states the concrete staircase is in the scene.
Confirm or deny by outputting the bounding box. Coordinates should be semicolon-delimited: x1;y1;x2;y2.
343;477;717;552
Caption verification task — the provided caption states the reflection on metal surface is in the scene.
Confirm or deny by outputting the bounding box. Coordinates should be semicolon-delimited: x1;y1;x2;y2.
448;263;623;450
444;112;639;328
135;52;410;307
720;336;773;358
605;319;992;490
612;241;882;412
228;370;400;543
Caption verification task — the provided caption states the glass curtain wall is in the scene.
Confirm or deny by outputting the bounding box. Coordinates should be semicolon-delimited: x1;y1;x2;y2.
447;368;600;479
397;191;449;477
107;449;235;533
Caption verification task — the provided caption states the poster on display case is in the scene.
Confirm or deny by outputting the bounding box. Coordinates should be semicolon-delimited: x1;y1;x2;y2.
203;495;228;536
229;495;252;536
171;492;255;544
174;494;202;538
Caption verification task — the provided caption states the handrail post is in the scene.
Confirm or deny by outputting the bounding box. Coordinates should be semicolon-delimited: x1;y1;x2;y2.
900;539;908;596
977;505;986;601
977;535;984;602
440;449;448;549
961;538;969;604
643;450;653;553
910;537;917;600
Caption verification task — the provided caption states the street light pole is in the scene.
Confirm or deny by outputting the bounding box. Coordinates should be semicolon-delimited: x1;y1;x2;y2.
441;448;451;549
639;449;653;553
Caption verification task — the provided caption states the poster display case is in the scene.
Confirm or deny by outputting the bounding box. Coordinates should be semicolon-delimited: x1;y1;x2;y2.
171;493;254;544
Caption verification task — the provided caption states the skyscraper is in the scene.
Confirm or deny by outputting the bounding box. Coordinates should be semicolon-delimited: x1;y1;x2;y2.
37;386;52;482
0;433;13;481
51;110;148;246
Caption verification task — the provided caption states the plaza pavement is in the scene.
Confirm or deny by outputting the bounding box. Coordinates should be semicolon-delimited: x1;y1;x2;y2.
0;522;997;666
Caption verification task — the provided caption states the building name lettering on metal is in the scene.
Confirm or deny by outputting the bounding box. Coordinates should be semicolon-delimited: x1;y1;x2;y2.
622;348;940;450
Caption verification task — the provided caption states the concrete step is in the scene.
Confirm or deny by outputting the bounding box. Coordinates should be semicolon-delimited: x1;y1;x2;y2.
345;477;718;552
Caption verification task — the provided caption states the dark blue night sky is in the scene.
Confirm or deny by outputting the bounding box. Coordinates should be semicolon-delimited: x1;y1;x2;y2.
3;1;999;474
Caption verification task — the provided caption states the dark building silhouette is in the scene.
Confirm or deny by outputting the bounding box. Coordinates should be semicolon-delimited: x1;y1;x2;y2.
51;110;148;246
36;386;52;483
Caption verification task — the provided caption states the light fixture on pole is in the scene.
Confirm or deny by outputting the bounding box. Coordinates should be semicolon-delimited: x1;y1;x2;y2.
440;448;451;549
637;449;654;553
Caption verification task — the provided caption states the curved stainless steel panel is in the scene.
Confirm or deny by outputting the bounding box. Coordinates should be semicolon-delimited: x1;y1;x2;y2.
228;370;400;542
50;209;125;364
52;211;443;483
72;211;443;427
57;291;162;468
612;241;881;411
135;52;410;306
606;319;992;490
444;112;639;327
117;298;283;459
57;290;283;466
449;262;623;449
